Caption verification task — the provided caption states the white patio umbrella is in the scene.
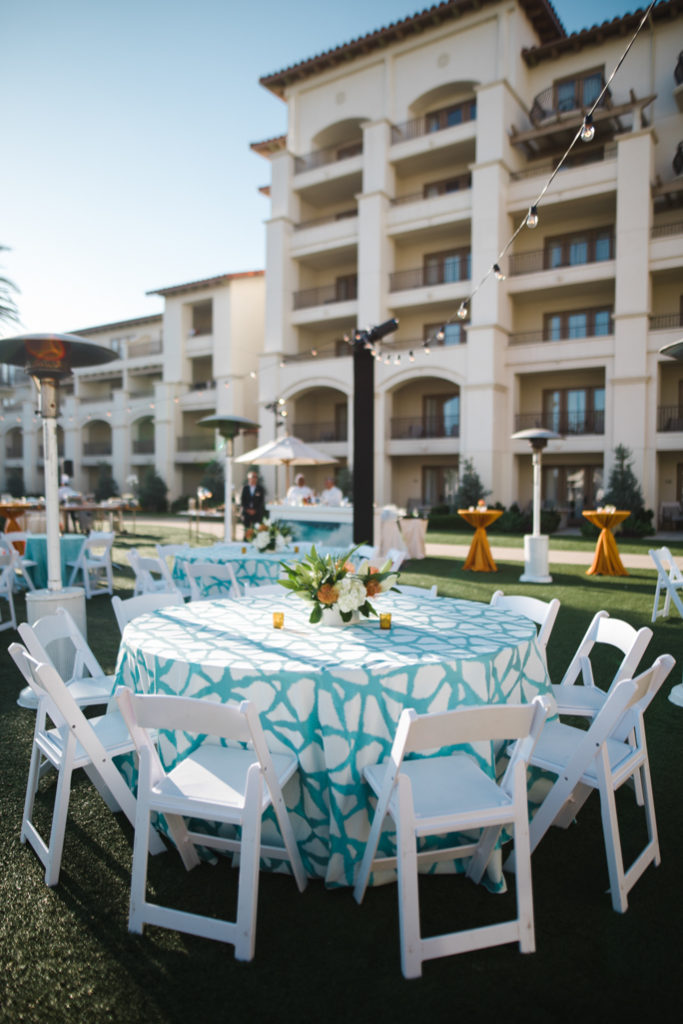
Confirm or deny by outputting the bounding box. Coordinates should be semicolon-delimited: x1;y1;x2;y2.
234;434;338;493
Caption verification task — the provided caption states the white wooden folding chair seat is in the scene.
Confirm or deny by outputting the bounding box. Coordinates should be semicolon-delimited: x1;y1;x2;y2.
111;591;185;635
1;532;37;591
9;645;164;886
649;547;683;622
490;590;560;658
186;561;241;601
115;687;307;961
551;611;652;718
514;654;674;913
128;547;179;597
353;696;551;979
67;531;115;597
155;544;192;598
17;606;114;710
0;551;18;632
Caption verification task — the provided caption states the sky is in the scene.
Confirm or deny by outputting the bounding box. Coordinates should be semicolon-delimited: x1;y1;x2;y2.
2;0;643;335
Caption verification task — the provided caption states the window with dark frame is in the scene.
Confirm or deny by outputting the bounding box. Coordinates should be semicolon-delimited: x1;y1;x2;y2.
545;227;614;269
423;248;471;285
426;99;476;133
544;307;613;341
542;386;605;434
554;67;604;113
424;322;467;346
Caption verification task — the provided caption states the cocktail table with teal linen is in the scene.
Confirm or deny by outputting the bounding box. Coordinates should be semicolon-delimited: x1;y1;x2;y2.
24;534;85;589
113;590;552;889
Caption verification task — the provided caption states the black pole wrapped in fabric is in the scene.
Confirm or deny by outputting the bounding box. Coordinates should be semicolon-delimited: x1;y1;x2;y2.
351;319;399;545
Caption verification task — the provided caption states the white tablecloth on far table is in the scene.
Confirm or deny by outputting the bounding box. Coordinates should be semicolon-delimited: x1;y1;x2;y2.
114;590;552;889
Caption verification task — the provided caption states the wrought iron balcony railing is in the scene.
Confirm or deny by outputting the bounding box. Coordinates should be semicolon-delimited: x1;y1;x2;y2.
514;411;604;435
291;422;348;443
658;406;683;432
390;417;460;440
294;141;362;174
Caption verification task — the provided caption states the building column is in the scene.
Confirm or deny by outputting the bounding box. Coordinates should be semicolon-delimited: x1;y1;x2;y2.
610;127;654;504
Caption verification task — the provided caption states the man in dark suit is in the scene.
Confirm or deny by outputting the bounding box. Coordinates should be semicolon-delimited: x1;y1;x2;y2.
240;471;265;530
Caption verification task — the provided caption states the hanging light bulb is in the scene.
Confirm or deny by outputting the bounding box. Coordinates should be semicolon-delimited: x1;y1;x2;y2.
457;301;468;320
311;348;318;357
423;343;431;355
493;263;506;281
436;328;445;342
581;114;595;142
384;354;391;364
408;350;415;362
526;205;539;229
249;370;257;379
394;354;401;365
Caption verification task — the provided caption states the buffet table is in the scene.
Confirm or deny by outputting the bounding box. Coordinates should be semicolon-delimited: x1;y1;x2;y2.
267;503;354;547
114;590;552;889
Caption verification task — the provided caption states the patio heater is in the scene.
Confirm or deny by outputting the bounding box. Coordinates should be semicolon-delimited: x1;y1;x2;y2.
350;319;399;545
197;414;260;541
659;338;683;706
511;427;561;584
0;333;117;633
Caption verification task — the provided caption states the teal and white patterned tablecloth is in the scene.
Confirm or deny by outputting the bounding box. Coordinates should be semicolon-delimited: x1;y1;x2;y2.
114;591;552;888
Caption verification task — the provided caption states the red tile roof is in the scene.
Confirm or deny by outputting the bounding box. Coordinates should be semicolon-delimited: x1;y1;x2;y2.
146;270;264;298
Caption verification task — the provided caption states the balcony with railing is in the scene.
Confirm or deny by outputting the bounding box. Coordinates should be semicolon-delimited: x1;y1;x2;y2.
295;210;357;231
390;258;470;293
132;439;155;454
5;442;22;459
176;435;216;453
390;416;460;440
128;338;162;358
514;410;604;435
508;238;614;276
651;220;683;240
293;278;358;310
294;140;362;175
658;406;683;432
291;421;348;444
391;99;477;144
650;312;683;331
83;441;112;457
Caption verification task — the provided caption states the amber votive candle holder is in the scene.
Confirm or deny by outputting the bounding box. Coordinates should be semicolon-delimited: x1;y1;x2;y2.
272;611;285;629
241;545;247;554
379;612;392;630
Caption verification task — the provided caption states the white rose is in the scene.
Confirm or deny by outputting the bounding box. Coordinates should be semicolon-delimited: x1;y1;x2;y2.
255;531;270;550
336;576;366;613
275;533;286;550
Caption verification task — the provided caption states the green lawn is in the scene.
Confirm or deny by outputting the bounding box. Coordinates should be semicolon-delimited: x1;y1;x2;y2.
1;523;681;1023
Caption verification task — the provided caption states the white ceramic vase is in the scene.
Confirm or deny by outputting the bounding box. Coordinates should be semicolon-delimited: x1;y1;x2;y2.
318;606;360;627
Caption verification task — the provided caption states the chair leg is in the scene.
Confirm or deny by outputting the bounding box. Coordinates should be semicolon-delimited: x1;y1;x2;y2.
234;766;263;961
511;795;535;953
596;759;628;913
44;737;77;886
129;793;153;934
395;775;422;980
353;788;392;904
21;739;47;846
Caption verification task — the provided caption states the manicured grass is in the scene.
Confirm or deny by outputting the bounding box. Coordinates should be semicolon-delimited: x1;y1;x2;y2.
1;523;681;1023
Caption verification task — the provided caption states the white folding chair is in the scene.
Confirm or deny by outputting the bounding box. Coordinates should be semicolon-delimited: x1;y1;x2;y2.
490;590;560;658
385;547;406;571
9;644;165;886
155;544;192;598
115;686;307;961
518;654;674;913
128;547;180;597
397;584;438;599
112;591;185;635
1;532;37;591
186;561;241;601
550;611;652;718
0;551;18;631
67;531;115;597
17;606;115;710
353;696;551;979
649;547;683;622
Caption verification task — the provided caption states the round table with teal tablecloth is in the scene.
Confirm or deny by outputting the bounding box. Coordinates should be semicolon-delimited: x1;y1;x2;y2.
113;591;552;888
24;534;85;589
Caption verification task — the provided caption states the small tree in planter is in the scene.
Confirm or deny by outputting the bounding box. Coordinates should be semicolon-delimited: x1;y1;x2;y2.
138;469;168;513
454;458;491;509
601;444;654;537
94;463;119;502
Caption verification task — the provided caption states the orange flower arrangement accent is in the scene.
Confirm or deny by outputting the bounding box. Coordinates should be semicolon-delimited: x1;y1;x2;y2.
317;583;339;605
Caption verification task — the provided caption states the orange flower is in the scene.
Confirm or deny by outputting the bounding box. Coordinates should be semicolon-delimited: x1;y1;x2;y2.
365;578;381;597
317;583;339;605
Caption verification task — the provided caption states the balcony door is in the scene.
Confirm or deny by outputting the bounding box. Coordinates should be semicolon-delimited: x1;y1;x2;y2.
423;393;459;437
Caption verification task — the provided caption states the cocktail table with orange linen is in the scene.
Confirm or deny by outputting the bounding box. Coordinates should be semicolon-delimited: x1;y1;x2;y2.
582;509;631;576
458;508;503;571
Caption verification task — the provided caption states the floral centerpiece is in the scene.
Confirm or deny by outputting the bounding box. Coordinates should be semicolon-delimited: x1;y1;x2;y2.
245;519;293;552
278;544;400;624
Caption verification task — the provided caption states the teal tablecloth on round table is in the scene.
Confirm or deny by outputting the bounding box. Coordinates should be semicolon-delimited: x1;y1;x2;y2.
24;534;85;589
172;542;347;591
114;590;552;888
